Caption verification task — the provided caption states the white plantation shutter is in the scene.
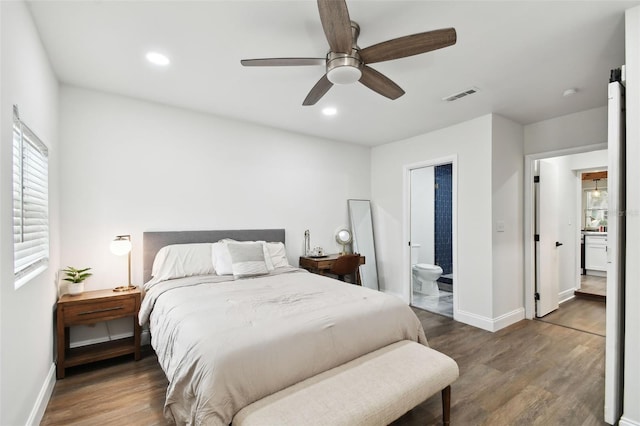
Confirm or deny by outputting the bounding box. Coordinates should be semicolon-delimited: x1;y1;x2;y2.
13;107;49;282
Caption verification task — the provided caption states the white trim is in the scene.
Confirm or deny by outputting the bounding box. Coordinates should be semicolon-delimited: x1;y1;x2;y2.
559;288;576;304
620;417;640;426
26;363;56;426
14;263;47;289
454;308;525;332
492;308;526;331
69;332;133;349
403;155;458;320
142;329;151;346
454;309;495;331
68;328;151;348
523;142;607;319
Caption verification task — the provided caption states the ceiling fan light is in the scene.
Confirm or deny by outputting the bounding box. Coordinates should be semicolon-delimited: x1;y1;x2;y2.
327;66;362;85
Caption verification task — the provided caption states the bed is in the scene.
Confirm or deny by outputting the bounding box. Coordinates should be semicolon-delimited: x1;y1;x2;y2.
140;229;428;425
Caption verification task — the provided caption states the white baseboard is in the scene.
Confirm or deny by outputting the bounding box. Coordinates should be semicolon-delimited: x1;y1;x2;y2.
620;416;640;426
455;307;525;332
492;308;526;331
69;331;133;348
142;329;151;346
559;288;576;304
70;330;151;349
454;309;494;331
26;363;56;426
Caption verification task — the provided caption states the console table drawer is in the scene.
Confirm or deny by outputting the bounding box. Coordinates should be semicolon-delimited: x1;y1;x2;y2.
63;297;136;324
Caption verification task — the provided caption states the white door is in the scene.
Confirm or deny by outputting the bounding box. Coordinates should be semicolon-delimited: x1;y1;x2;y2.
535;160;560;317
604;79;624;425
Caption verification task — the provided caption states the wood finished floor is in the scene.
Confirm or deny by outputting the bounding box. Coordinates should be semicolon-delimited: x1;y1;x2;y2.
575;275;607;301
536;297;606;336
42;309;606;426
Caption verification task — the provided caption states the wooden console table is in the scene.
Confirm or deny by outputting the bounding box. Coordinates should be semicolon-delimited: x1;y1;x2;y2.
56;288;141;379
299;254;365;284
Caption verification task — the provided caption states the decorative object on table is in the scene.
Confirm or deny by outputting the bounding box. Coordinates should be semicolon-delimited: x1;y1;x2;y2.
62;266;92;295
335;228;352;255
312;246;324;257
110;234;136;292
304;229;311;256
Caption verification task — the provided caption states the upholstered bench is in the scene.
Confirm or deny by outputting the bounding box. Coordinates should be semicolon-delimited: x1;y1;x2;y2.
233;340;459;426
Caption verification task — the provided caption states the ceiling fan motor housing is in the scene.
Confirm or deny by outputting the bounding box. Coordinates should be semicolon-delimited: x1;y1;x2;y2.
326;50;363;84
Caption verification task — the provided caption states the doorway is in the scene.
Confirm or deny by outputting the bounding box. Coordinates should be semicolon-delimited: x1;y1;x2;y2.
405;157;457;318
532;152;608;326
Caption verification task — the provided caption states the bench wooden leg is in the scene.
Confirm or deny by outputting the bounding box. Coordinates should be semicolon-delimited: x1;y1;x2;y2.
442;385;451;425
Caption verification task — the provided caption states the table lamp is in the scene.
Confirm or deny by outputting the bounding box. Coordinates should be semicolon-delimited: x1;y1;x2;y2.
110;235;136;292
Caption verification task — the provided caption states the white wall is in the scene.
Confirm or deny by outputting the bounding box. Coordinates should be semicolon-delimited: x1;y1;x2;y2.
524;106;607;155
372;115;494;325
371;114;525;331
491;115;524;325
410;167;434;265
59;86;371;343
622;6;640;426
0;2;60;424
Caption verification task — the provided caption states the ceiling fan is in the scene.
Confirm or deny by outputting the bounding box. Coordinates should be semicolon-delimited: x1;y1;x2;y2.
240;0;457;106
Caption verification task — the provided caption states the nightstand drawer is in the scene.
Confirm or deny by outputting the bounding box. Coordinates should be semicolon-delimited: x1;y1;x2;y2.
64;297;136;324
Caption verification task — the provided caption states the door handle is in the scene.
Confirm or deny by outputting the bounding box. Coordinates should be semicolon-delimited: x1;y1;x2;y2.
555;242;563;247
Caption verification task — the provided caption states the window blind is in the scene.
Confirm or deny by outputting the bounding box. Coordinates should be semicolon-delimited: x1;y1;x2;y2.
13;109;49;280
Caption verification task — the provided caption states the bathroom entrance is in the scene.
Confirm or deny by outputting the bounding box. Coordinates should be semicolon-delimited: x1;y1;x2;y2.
407;159;456;318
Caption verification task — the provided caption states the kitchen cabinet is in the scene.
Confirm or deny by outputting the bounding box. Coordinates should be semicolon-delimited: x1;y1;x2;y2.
585;234;607;273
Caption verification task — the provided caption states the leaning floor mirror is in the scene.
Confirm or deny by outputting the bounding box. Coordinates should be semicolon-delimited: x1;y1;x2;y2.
348;199;379;291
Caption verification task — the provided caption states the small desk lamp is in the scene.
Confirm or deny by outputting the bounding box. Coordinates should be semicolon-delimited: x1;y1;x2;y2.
110;235;136;292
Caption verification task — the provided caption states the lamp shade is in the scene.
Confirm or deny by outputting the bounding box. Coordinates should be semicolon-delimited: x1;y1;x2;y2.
110;237;132;256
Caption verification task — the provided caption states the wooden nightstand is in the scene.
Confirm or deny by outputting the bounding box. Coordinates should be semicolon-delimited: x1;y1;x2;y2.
56;288;141;379
299;254;365;284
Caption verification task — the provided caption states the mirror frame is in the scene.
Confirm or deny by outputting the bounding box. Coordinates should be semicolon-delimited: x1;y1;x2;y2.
348;199;379;291
335;228;352;245
335;228;352;255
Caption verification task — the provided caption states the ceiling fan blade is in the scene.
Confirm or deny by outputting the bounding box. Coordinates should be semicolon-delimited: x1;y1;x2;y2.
241;58;325;67
359;28;457;64
359;66;405;100
317;0;353;53
303;74;333;106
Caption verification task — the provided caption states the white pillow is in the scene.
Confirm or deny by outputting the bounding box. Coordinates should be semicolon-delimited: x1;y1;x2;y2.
150;243;215;284
266;242;290;268
213;240;274;275
212;241;233;275
226;241;270;279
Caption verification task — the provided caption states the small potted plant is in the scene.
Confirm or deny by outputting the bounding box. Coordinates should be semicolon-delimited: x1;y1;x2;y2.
62;267;92;295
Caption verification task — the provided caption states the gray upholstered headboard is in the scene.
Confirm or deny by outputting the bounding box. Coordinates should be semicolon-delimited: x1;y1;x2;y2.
143;229;286;283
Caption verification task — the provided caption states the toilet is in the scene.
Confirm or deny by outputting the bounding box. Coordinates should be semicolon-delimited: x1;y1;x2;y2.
410;246;442;296
412;264;443;296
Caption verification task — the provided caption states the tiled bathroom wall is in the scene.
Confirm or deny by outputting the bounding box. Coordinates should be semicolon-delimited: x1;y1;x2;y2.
434;164;453;275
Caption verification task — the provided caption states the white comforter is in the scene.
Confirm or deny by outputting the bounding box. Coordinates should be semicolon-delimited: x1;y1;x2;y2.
140;268;427;425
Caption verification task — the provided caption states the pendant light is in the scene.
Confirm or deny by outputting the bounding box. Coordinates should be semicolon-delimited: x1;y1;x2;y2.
593;179;601;198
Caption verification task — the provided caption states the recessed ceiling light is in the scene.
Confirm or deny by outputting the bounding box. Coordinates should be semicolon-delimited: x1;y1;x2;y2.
146;51;170;66
563;88;578;97
322;107;337;116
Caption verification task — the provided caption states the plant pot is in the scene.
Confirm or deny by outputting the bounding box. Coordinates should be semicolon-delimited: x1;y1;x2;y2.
67;282;84;295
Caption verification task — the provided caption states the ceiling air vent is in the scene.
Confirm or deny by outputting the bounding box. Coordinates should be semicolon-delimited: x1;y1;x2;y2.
442;86;480;102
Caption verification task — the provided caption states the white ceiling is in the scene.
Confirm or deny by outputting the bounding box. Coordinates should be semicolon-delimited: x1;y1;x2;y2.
27;0;640;146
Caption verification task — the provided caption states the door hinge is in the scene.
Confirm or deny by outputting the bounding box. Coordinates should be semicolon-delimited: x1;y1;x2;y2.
535;292;540;301
534;234;540;242
534;176;540;183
